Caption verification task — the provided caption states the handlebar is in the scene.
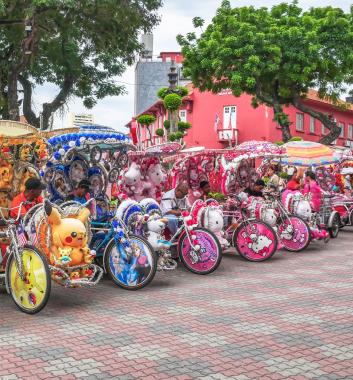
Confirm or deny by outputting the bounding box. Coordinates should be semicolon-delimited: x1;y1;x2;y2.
0;202;30;224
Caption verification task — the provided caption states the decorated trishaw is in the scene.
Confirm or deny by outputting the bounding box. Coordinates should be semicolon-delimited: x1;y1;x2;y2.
41;125;159;290
118;144;223;275
219;141;283;260
0;121;51;314
281;140;340;240
319;149;353;228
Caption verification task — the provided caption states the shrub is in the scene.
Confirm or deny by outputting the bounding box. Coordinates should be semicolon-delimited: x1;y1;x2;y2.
177;121;191;131
175;131;184;139
289;136;303;142
176;86;189;97
164;93;182;111
157;87;169;99
155;128;164;137
163;120;171;129
137;114;156;126
168;133;177;141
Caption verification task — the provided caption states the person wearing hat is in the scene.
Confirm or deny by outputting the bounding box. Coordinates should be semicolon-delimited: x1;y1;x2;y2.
10;177;46;218
65;179;91;204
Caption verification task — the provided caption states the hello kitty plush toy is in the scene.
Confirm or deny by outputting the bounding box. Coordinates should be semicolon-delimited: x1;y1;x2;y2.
190;199;229;248
144;159;166;202
121;161;148;201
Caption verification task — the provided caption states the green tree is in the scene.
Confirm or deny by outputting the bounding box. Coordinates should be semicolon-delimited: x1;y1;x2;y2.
178;1;353;144
0;0;162;129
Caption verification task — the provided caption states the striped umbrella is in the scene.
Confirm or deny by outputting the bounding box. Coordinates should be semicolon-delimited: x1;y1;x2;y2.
282;140;339;167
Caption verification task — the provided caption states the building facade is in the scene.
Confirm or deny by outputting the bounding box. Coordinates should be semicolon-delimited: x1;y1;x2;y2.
128;87;353;149
134;52;189;115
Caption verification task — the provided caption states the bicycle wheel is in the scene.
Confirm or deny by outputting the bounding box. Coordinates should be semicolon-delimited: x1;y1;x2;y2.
328;212;340;239
104;235;157;290
6;246;51;314
177;227;222;275
278;215;311;252
232;220;278;262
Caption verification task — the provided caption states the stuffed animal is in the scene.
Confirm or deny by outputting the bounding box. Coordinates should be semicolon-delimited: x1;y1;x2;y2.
145;215;171;251
19;145;32;161
121;162;148;201
145;161;166;201
282;190;312;221
44;201;94;267
0;165;13;190
191;199;229;248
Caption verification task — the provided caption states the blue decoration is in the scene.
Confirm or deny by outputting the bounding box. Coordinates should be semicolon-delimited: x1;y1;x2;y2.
53;152;61;160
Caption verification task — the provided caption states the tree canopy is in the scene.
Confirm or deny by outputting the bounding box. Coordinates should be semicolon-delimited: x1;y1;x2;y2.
177;1;353;144
0;0;162;129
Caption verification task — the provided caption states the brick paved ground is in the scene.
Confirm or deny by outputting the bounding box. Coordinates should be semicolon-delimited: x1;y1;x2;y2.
1;229;353;379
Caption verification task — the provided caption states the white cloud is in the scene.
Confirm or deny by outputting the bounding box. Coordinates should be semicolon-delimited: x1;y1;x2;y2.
32;0;351;130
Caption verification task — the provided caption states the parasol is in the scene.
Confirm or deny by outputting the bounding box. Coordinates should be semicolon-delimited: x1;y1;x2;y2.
235;140;284;156
282;140;339;167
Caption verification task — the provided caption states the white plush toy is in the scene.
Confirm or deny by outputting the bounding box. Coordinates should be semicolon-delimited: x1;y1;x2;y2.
191;199;229;248
122;162;147;201
294;199;312;221
203;206;229;248
146;163;166;200
261;207;278;227
145;215;171;251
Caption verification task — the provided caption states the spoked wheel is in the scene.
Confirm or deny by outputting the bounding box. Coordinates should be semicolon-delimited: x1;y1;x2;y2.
328;212;340;239
6;246;51;314
232;220;278;262
278;215;311;252
177;227;222;275
104;235;157;290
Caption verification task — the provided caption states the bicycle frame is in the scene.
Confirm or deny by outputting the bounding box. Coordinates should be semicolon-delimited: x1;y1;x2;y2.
0;204;29;284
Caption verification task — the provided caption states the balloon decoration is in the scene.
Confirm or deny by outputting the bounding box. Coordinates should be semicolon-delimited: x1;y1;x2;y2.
45;125;135;202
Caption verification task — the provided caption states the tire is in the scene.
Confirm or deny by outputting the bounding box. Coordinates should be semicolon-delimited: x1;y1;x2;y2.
278;215;311;252
328;213;340;239
177;227;222;275
6;246;51;314
104;235;157;290
232;220;278;262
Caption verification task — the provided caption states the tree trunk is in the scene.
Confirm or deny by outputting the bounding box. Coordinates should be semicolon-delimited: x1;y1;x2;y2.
7;69;19;120
272;104;292;142
292;94;340;145
280;124;291;142
19;74;74;130
18;75;39;127
40;75;74;130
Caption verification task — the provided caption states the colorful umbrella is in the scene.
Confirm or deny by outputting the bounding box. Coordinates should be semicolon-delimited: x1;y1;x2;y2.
282;140;339;167
235;140;284;157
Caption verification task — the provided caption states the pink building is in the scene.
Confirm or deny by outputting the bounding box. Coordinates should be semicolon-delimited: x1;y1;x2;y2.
128;86;353;149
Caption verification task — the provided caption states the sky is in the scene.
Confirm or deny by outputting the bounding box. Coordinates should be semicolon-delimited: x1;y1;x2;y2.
33;0;352;132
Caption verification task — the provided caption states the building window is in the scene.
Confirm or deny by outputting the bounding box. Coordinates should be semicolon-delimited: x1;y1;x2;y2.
339;122;345;138
322;123;326;135
179;109;187;123
348;124;353;139
223;106;236;129
309;116;315;133
296;113;304;131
